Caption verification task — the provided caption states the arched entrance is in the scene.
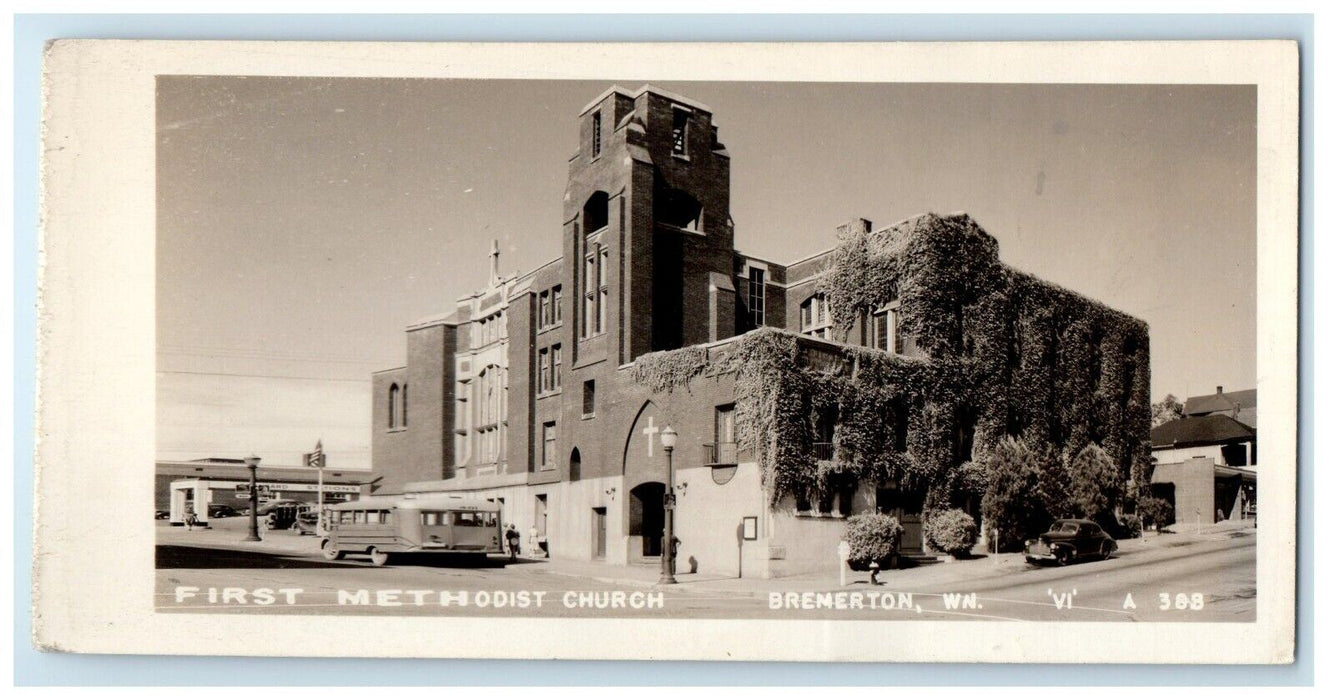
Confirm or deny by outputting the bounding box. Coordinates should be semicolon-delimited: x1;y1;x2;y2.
629;482;666;557
569;447;582;482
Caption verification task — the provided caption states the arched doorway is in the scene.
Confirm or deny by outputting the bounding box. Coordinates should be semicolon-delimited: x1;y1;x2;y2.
629;482;666;557
569;447;582;482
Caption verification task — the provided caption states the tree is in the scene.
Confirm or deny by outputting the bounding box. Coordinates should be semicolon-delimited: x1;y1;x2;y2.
1151;394;1186;427
1067;443;1123;523
981;438;1052;551
1032;441;1071;519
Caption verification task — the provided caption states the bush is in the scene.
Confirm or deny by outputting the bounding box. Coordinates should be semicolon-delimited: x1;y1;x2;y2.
1137;495;1174;530
982;438;1053;551
924;509;979;558
843;513;904;569
1114;512;1143;539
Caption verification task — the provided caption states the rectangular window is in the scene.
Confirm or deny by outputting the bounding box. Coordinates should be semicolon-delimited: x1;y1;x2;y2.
542;421;557;468
891;307;902;355
872;310;887;351
871;305;901;353
591;111;602;159
715;404;736;444
583;380;596;416
801;295;831;339
538;348;550;393
539;291;550;329
552;344;562;389
598;247;609;333
671;107;689;156
583;253;597;337
552;285;562;323
748;267;765;326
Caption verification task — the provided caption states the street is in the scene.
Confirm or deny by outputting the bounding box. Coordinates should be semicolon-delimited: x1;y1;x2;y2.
156;520;1255;622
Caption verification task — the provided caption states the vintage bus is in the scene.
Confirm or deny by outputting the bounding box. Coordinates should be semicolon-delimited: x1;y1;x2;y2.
321;495;504;566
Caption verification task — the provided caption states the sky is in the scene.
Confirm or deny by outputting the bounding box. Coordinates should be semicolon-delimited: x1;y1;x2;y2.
157;78;1257;468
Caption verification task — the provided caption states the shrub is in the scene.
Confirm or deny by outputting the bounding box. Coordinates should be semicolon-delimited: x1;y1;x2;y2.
1067;443;1123;522
843;513;904;569
924;509;979;558
982;438;1052;551
1114;512;1143;539
1137;495;1175;530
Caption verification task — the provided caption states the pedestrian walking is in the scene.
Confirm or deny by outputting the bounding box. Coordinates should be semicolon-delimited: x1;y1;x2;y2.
184;505;197;531
528;525;539;556
505;524;521;561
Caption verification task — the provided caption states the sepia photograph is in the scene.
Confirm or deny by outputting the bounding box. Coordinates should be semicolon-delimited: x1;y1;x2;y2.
34;40;1299;663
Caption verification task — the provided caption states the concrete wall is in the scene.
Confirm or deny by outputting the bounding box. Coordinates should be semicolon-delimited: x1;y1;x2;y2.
1153;444;1226;466
670;462;766;578
1151;456;1215;526
767;483;879;578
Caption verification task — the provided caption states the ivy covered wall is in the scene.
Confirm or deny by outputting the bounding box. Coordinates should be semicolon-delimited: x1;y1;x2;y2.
633;212;1151;512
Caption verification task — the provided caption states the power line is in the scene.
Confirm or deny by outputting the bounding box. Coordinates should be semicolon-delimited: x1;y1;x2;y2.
158;369;372;383
159;349;386;366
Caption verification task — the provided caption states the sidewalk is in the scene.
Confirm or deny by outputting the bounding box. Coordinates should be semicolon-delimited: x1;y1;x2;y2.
526;519;1256;597
156;518;322;556
158;516;1255;596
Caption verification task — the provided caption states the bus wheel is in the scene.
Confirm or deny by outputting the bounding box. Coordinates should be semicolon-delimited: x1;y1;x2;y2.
368;547;389;567
321;540;343;561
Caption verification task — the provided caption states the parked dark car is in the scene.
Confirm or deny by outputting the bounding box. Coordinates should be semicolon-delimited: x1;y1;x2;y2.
256;499;305;516
1024;518;1117;566
208;505;242;518
155;509;170;520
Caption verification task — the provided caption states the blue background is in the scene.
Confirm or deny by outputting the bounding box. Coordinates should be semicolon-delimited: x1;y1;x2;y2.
12;13;1315;686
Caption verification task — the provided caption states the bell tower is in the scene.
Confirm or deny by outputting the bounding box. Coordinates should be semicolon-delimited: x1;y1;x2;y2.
562;85;734;367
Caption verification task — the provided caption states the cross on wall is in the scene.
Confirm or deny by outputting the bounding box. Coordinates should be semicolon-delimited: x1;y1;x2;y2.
642;416;660;457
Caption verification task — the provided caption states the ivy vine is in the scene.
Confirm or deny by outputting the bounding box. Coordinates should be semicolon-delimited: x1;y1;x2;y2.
632;212;1152;509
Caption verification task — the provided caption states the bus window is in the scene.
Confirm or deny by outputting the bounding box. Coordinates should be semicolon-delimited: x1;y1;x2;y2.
422;512;445;526
454;511;498;528
366;511;380;524
353;511;366;524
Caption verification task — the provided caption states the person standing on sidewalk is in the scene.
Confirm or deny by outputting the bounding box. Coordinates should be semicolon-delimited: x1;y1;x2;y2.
506;524;521;561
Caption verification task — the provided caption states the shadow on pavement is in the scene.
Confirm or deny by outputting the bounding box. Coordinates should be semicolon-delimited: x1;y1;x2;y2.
386;553;511;569
156;545;358;570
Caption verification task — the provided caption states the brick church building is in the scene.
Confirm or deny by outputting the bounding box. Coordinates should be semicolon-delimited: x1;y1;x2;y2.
369;84;1152;578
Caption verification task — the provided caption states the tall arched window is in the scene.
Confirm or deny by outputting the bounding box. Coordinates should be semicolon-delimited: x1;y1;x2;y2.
388;383;399;429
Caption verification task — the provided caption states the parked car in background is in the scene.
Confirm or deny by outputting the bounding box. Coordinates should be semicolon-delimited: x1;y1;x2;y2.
256;499;305;516
208;505;242;518
1024;518;1117;566
155;509;170;520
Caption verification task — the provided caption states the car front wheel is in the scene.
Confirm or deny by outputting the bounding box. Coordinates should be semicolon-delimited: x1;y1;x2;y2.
1055;548;1072;566
368;547;389;567
1099;542;1113;560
